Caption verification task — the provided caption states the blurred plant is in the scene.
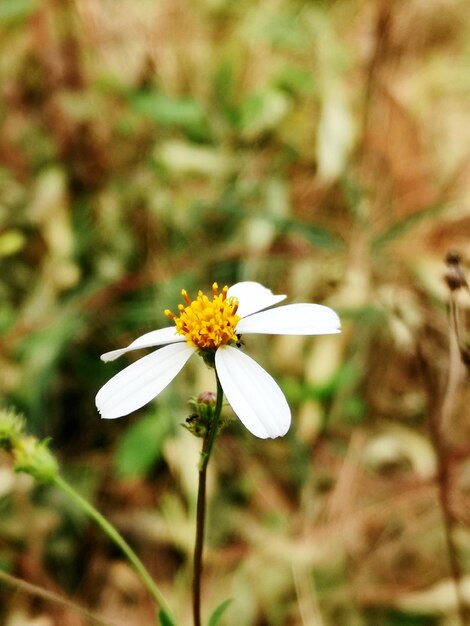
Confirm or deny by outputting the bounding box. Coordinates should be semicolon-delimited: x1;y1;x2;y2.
1;0;470;623
0;407;175;625
417;252;470;626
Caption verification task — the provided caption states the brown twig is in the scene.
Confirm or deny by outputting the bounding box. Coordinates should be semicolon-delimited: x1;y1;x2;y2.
418;345;468;625
416;254;470;625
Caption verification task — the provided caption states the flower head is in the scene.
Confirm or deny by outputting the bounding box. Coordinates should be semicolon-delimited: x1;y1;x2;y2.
13;436;59;483
96;282;340;439
165;284;240;350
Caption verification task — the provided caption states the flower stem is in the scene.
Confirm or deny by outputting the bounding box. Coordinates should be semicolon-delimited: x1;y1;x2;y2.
193;374;224;626
52;474;174;621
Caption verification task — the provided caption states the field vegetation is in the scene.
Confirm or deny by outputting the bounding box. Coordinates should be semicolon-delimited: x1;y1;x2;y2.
2;1;470;625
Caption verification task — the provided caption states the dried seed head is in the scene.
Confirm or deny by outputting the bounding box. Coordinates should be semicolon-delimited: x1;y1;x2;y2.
444;250;468;292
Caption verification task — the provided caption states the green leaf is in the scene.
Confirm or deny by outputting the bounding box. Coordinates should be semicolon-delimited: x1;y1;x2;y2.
238;89;291;139
266;214;344;250
365;608;439;626
0;0;38;23
284;219;344;250
246;10;308;51
213;60;238;120
208;599;232;626
131;90;210;139
219;200;344;250
274;65;316;95
114;409;173;478
371;204;445;252
158;608;176;626
0;230;26;257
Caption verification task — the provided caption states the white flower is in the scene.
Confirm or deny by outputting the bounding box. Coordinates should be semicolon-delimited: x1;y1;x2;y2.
96;282;340;439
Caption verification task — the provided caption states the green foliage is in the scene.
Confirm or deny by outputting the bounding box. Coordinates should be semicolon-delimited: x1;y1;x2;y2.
365;609;438;626
273;65;316;95
371;205;446;252
131;90;211;140
158;609;177;626
208;599;232;626
114;409;174;478
237;89;292;139
13;436;59;483
0;0;37;24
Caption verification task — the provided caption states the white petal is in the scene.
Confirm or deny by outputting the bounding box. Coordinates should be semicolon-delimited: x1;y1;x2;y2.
227;281;286;318
215;346;291;439
96;343;195;419
101;327;184;362
236;303;341;335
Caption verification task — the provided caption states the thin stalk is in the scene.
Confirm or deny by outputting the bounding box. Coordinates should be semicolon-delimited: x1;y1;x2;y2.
192;375;224;626
424;382;469;626
0;569;114;626
441;293;464;432
53;474;174;621
418;287;469;626
439;291;469;625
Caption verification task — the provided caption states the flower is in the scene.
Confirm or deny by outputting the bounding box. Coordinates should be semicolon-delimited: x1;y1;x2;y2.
13;436;59;484
96;282;340;438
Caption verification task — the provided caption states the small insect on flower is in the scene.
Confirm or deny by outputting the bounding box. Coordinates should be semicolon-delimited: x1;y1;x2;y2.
96;282;341;438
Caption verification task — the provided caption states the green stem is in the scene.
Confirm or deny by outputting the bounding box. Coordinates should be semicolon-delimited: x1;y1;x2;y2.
53;474;174;621
192;374;224;626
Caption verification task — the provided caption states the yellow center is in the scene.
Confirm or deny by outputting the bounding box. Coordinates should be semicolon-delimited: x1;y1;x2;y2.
165;283;241;351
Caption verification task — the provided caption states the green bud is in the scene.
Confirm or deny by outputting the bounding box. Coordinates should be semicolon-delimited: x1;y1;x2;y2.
0;408;26;451
13;436;59;484
184;392;218;438
195;391;217;415
184;414;208;438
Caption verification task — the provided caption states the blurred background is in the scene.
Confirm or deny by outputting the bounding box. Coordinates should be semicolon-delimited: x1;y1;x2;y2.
2;0;470;624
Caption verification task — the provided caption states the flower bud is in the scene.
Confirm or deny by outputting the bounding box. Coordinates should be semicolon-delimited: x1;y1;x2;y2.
13;436;59;484
196;391;217;407
0;408;26;451
184;392;218;438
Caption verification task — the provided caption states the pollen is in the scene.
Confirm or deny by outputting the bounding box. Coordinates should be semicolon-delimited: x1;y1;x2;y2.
165;283;241;351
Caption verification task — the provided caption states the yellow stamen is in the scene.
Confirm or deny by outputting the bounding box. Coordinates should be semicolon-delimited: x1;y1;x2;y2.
181;289;192;306
165;284;241;351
